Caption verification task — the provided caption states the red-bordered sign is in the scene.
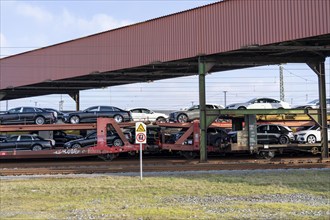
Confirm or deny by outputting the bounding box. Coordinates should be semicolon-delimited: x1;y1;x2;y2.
135;122;147;144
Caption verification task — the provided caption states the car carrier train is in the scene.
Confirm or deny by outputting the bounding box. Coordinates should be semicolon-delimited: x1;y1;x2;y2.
0;109;329;160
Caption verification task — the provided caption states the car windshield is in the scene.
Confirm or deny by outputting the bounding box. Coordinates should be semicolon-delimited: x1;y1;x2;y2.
307;99;319;105
247;98;257;103
187;105;199;111
308;125;319;130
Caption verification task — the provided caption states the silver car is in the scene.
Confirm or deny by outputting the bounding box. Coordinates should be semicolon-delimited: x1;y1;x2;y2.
294;98;330;113
169;104;224;123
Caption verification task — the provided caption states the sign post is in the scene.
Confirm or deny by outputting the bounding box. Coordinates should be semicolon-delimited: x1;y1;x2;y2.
135;122;146;180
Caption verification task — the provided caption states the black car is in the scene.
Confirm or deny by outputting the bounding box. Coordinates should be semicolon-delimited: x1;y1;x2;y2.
0;134;8;142
0;107;56;125
166;127;229;147
124;126;161;146
207;127;230;148
229;124;295;145
43;108;67;121
257;124;295;144
64;106;132;124
53;131;83;148
63;130;128;148
0;134;54;151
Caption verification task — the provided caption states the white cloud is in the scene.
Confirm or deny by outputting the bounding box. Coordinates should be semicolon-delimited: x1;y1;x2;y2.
16;3;53;23
59;9;132;35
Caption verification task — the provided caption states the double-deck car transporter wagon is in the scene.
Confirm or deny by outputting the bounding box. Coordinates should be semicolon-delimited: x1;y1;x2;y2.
0;109;328;160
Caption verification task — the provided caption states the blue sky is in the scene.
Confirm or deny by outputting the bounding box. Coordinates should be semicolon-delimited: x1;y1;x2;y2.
0;0;329;111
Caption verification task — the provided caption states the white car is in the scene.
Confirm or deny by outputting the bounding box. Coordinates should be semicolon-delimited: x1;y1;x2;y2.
294;125;330;144
129;108;168;123
226;98;291;109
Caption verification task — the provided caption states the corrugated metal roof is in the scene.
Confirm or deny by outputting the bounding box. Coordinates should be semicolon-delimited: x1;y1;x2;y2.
0;0;329;97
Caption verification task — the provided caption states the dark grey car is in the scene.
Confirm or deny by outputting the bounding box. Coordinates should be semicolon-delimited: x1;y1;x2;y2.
63;130;128;148
64;106;132;124
0;135;53;151
0;107;56;125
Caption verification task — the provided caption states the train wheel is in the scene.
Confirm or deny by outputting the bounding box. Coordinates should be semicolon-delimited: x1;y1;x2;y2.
98;153;118;161
258;151;275;159
310;146;319;155
181;151;197;160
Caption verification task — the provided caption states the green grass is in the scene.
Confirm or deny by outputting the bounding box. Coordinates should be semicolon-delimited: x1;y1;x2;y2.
1;170;329;219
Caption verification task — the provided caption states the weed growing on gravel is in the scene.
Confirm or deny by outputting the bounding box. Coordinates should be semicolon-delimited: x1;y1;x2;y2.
0;169;329;219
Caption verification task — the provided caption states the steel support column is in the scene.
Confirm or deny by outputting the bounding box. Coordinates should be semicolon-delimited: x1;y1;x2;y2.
69;92;80;111
198;57;207;163
198;58;215;163
307;62;328;159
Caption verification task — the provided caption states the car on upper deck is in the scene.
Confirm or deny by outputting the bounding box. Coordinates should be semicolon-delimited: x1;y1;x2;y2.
63;105;132;124
0;107;56;125
225;98;291;109
43;108;67;122
169;104;224;123
129;108;168;123
294;98;330;113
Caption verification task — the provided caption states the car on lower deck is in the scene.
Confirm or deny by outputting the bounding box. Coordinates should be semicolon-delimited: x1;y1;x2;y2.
0;107;56;125
257;124;295;144
63;130;130;149
0;134;54;151
53;131;83;148
64;106;132;124
294;124;330;144
165;127;229;148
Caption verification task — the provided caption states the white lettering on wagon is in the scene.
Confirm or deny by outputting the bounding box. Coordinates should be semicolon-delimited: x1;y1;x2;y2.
54;149;86;154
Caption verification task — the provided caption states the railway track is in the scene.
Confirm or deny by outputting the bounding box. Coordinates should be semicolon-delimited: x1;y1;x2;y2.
1;156;329;176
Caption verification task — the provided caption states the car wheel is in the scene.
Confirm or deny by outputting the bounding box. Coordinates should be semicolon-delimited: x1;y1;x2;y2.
35;116;45;125
114;115;124;123
113;138;124;147
306;135;317;144
71;143;81;149
238;106;246;110
70;116;80;124
279;135;289;144
156;117;166;123
32;145;42;151
177;114;188;123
